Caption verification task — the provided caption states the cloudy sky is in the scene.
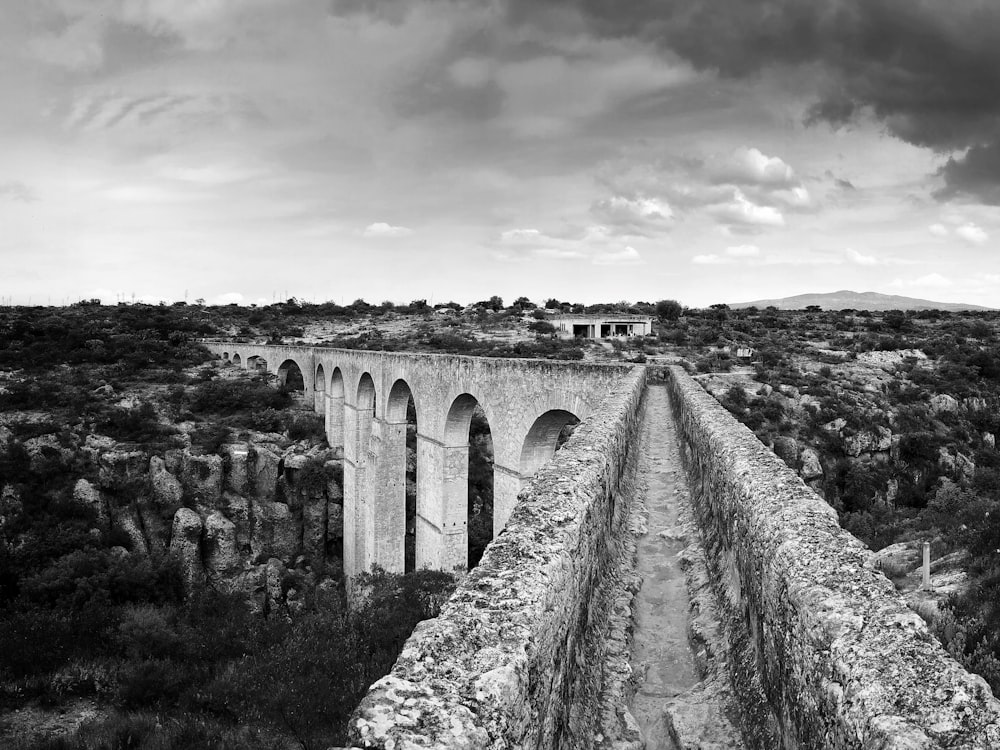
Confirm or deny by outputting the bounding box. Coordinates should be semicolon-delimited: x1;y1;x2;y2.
3;0;1000;307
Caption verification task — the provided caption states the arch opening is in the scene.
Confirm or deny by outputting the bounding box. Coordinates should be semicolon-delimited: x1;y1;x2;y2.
386;379;418;573
519;409;581;480
326;367;346;453
222;351;229;360
442;394;494;570
277;359;305;392
314;363;326;413
467;406;494;569
356;373;376;455
246;355;267;373
231;353;241;366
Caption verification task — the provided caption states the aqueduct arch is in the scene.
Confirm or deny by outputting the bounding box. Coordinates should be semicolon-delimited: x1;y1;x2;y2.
519;409;581;483
314;363;326;412
202;342;626;579
277;358;305;391
231;353;241;366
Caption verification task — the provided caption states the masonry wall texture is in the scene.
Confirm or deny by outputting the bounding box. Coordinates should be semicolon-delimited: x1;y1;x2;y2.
662;365;1000;749
346;366;648;749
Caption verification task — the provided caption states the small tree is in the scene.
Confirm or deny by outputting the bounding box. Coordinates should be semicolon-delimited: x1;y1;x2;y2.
655;299;683;320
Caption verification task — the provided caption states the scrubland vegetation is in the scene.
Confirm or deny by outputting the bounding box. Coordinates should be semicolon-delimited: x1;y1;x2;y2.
2;297;1000;745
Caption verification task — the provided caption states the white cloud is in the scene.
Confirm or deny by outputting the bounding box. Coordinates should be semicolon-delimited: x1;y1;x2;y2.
929;223;949;237
692;254;729;265
725;244;760;257
956;222;989;246
593;246;643;265
590;195;673;235
500;228;544;243
711;189;785;228
712;147;796;187
363;222;413;238
890;273;953;289
845;248;879;266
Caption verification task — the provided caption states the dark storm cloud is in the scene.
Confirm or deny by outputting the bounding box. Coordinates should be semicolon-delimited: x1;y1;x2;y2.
509;0;1000;203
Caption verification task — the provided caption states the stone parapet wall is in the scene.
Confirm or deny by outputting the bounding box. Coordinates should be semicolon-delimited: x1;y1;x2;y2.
664;365;1000;748
346;366;648;749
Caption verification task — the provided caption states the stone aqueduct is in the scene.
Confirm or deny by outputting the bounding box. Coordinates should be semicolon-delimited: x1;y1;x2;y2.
202;343;1000;749
202;342;626;577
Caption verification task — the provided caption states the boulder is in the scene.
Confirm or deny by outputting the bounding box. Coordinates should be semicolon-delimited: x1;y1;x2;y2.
302;493;328;564
771;436;798;468
149;456;183;511
169;508;205;591
112;504;149;556
221;491;252;550
251;498;300;564
799;448;824;481
822;418;846;433
204;511;241;579
869;542;920;579
181;452;224;509
97;449;148;491
223;444;251;495
252;447;281;499
930;393;959;414
73;478;110;531
23;434;63;472
844;426;892;457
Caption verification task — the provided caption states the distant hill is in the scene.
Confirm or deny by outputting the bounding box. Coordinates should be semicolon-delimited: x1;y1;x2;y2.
729;290;993;312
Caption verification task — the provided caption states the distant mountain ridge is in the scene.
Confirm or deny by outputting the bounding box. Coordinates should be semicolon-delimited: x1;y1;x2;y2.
729;290;993;312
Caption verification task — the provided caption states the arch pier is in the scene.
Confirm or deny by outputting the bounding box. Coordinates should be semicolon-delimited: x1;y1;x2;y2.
206;342;626;577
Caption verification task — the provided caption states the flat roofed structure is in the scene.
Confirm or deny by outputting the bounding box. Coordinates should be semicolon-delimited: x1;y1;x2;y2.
552;314;653;339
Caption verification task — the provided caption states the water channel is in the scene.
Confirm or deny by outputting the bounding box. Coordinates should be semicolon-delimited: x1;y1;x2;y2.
628;383;700;749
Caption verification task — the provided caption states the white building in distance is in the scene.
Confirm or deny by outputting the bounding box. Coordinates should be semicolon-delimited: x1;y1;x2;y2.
552;314;654;339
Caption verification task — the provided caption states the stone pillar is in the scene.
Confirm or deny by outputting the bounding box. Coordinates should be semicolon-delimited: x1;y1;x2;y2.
442;443;470;571
373;419;407;572
415;434;444;570
493;463;521;537
415;434;468;571
314;384;324;413
343;402;375;579
326;393;345;451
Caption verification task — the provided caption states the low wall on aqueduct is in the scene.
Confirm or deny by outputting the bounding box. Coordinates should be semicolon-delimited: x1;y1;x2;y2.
663;365;1000;749
346;366;647;749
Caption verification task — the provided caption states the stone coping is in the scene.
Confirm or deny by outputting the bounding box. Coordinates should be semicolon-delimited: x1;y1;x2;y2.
665;365;1000;749
200;340;632;374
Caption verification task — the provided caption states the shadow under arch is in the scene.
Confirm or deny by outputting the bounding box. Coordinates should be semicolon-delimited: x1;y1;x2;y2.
519;409;581;481
314;363;326;413
384;379;418;572
277;358;305;392
442;393;494;569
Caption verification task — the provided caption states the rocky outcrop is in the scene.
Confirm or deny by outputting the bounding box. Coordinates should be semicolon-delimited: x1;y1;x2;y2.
73;478;110;532
170;508;204;591
204;511;241;579
70;438;344;609
799;447;823;481
181;453;223;509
